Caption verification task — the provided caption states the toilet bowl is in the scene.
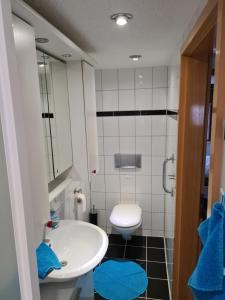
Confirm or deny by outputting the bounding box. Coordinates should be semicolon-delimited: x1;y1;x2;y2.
110;204;142;240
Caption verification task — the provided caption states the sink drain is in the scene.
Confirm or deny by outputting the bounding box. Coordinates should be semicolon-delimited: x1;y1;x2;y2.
61;260;68;267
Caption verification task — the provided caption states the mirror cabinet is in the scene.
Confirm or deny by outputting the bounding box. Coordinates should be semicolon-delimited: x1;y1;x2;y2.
36;50;73;182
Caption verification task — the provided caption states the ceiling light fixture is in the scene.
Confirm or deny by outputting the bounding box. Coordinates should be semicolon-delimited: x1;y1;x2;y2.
35;37;49;44
129;55;142;61
37;62;47;67
62;53;72;58
111;13;133;26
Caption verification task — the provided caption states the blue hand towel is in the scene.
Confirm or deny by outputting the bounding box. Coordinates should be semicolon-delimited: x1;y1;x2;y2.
36;242;61;279
188;202;225;299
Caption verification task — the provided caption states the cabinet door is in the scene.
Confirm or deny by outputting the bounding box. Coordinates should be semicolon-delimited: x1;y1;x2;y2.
36;50;73;181
82;61;98;177
50;60;73;176
37;50;55;182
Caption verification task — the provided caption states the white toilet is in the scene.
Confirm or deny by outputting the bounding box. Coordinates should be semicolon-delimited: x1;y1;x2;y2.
110;204;142;240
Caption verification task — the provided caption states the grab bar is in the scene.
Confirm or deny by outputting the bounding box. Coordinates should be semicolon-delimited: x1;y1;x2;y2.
162;154;175;196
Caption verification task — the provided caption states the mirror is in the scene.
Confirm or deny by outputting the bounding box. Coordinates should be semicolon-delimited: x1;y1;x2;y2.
37;50;73;182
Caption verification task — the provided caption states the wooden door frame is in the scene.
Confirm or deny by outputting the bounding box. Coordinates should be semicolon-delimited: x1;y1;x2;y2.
173;0;225;299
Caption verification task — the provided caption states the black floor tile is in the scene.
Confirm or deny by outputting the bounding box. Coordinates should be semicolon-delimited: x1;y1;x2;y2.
147;236;164;248
108;234;126;245
147;278;170;299
130;259;146;271
105;245;125;258
125;246;146;260
147;247;165;262
127;235;146;247
147;261;167;279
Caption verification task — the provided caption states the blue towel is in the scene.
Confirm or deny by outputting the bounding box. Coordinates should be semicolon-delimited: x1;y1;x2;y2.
94;260;148;300
188;202;225;299
36;242;61;279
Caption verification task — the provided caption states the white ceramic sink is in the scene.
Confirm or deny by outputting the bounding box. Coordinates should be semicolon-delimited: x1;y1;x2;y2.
41;220;108;282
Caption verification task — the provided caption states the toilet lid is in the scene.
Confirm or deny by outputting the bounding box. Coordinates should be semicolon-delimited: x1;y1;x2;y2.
110;204;142;227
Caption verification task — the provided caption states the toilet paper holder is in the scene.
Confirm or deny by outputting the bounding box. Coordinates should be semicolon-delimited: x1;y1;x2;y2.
74;188;82;194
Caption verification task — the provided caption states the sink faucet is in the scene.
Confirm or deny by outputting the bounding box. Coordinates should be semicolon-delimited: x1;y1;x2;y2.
42;220;59;243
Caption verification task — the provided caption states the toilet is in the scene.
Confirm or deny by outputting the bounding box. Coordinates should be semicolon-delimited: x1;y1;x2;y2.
110;204;142;240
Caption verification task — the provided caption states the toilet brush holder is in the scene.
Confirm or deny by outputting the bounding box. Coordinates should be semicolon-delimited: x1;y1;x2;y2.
89;205;98;225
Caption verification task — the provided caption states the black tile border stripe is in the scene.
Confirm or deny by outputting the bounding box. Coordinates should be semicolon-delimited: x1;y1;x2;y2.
42;112;54;118
97;109;178;117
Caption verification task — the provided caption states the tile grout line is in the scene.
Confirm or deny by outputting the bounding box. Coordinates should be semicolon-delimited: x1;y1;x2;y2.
164;237;171;300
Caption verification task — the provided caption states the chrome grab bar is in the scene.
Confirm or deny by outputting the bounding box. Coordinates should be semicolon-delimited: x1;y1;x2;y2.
162;154;175;196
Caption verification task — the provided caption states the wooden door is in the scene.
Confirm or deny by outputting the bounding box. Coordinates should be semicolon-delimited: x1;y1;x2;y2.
173;56;208;300
173;0;225;299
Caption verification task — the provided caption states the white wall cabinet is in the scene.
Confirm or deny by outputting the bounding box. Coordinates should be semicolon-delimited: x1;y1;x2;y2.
67;61;98;183
82;61;99;177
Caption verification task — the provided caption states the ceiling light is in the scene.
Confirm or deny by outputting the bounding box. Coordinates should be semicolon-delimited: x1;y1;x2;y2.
35;37;49;44
62;53;72;58
37;62;47;67
129;55;142;61
111;13;133;26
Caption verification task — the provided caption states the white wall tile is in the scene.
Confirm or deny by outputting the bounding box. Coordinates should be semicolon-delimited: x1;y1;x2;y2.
151;230;164;237
136;176;151;193
102;90;118;111
103;117;119;136
151;116;167;136
135;67;153;89
97;118;103;137
152;136;166;156
152;156;164;175
102;69;118;90
152;88;167;109
97;209;107;228
143;211;151;229
120;137;135;154
95;66;171;237
91;175;105;192
106;193;120;210
98;156;105;174
96;91;103;111
167;117;178;136
119;90;135;111
136;156;151;175
153;66;168;88
118;69;134;90
95;70;102;90
121;193;136;204
135;89;153;110
152;195;164;212
142;229;152;236
136;137;151;156
119;116;135;136
152;212;164;231
105;156;119;174
91;192;105;209
152;176;164;194
135;116;151;136
105;175;120;192
98;137;104;155
136;194;151;211
120;175;135;194
104;137;119;155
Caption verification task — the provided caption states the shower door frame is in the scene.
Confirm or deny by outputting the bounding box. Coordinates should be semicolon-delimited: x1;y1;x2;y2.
173;0;225;299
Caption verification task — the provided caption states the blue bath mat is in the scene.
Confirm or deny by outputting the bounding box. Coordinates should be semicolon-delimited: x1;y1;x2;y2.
94;259;148;300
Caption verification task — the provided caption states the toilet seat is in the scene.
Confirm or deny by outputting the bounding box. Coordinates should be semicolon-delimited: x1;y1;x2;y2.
110;204;142;228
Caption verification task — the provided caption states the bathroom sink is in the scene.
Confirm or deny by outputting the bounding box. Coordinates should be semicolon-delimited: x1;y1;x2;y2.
41;220;108;282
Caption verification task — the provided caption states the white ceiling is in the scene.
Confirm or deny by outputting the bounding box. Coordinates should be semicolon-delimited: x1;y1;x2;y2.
23;0;206;69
